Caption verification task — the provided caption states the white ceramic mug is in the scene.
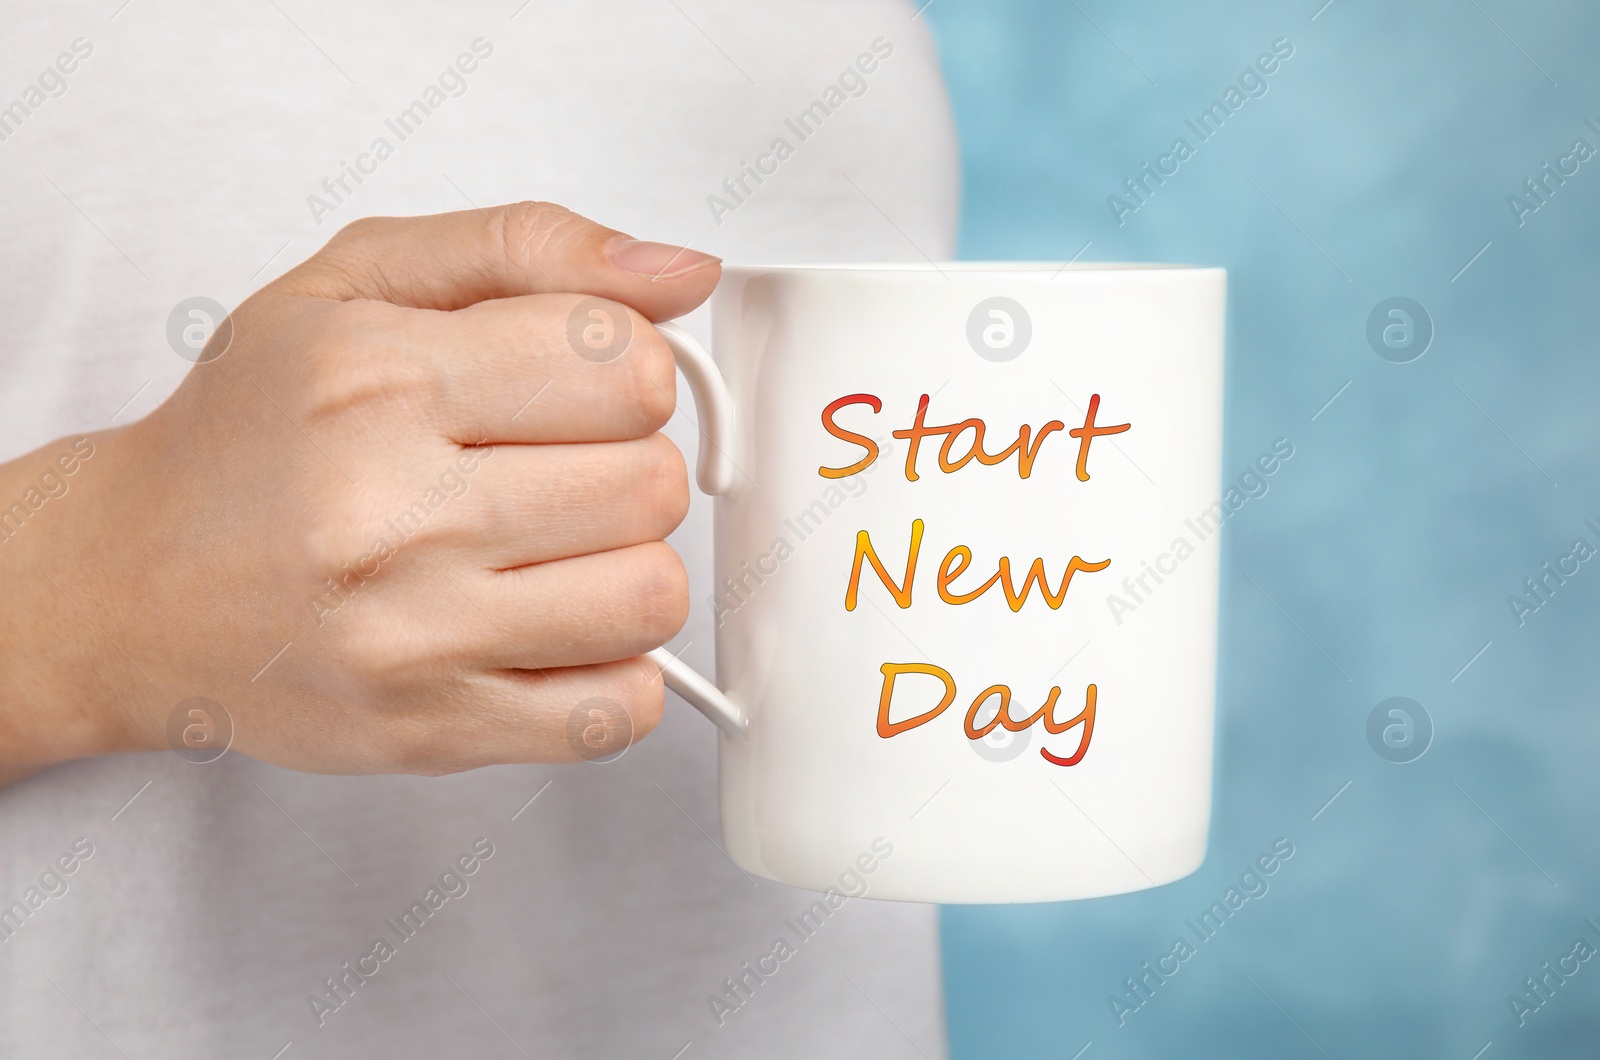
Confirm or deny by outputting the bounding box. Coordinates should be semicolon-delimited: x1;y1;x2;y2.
646;262;1226;903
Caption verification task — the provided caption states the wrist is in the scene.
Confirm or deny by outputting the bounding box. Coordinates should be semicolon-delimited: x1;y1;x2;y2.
0;429;157;775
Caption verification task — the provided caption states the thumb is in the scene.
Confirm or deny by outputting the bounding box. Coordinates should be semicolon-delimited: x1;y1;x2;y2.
274;201;721;320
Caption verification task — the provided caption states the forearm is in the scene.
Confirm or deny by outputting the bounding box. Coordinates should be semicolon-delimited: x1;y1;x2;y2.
0;429;142;782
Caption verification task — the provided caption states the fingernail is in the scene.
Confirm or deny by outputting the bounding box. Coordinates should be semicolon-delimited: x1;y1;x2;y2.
606;236;721;280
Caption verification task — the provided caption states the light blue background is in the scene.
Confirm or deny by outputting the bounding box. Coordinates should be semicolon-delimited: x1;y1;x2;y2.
921;1;1600;1056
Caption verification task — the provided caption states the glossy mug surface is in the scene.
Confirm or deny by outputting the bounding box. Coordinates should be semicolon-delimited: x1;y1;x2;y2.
651;262;1226;903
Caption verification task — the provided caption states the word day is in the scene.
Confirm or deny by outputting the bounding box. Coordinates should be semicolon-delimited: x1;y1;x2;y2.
819;391;1130;765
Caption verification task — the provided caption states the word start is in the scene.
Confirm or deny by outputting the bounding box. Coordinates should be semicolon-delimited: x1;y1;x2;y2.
820;392;1130;766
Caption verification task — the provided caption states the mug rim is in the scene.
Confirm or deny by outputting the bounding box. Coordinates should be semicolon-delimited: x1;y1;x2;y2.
720;260;1224;275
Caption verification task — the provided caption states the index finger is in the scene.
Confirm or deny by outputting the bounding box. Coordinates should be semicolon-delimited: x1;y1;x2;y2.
405;293;682;445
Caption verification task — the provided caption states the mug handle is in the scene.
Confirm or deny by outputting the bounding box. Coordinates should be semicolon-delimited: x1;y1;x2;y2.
645;323;749;738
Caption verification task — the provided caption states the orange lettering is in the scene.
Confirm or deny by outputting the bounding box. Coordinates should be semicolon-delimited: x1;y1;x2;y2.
1069;394;1130;482
963;685;1013;739
892;395;937;482
886;668;1098;768
1040;684;1096;766
937;546;1002;605
937;420;986;474
819;393;882;478
845;519;923;610
998;556;1112;612
977;422;1064;478
877;662;956;738
891;396;1066;481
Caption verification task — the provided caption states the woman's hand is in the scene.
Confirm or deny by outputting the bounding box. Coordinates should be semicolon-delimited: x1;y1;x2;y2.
0;202;719;779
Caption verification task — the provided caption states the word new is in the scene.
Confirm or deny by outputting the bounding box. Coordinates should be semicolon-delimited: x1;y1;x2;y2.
847;518;1109;614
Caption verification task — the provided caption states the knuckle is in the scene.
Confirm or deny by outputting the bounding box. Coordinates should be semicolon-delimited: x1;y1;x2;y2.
632;543;689;641
496;200;578;267
297;301;427;419
333;214;394;245
614;656;667;729
300;524;356;583
627;323;677;432
299;491;386;577
642;434;690;528
318;218;398;287
466;461;514;532
322;296;402;336
314;215;455;307
334;615;432;688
